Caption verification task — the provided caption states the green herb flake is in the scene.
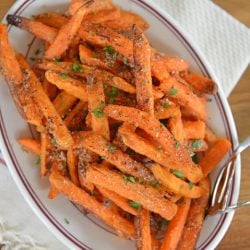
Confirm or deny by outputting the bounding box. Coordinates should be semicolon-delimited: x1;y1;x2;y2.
150;181;160;188
35;155;41;165
167;86;178;97
128;176;136;183
163;102;170;109
60;73;68;80
192;139;201;149
192;154;199;164
128;201;141;209
64;218;70;224
53;57;61;64
123;56;130;66
171;169;185;179
108;97;115;104
71;63;83;72
92;104;105;118
188;181;194;190
51;138;58;145
160;219;169;229
174;141;180;148
107;145;117;151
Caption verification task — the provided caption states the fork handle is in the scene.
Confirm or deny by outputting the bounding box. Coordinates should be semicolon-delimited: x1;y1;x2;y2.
217;201;250;214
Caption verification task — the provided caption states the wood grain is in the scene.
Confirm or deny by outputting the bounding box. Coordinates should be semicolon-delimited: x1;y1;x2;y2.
1;0;250;249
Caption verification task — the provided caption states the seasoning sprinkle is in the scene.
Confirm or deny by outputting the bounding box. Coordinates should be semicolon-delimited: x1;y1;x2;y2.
167;86;178;96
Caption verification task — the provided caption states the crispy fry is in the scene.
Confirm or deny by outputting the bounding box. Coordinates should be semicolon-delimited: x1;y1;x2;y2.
97;186;138;216
35;12;68;29
18;138;41;155
67;147;80;186
50;169;135;239
160;198;191;250
77;133;155;182
133;25;154;115
104;10;149;31
178;177;210;250
183;120;206;140
53;91;78;117
154;101;179;120
17;55;73;149
45;0;94;59
45;70;88;101
200;138;231;176
151;163;204;199
42;78;58;100
205;126;218;145
104;105;203;183
87;74;110;140
48;185;59;199
79;23;133;66
7;15;57;43
119;124;199;183
183;72;217;95
86;165;177;220
135;209;152;250
69;0;113;16
40;133;48;176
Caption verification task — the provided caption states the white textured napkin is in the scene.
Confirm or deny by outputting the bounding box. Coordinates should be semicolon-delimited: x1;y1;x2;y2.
0;0;249;249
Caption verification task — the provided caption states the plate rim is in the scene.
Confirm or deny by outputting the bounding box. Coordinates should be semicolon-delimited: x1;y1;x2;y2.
0;0;240;249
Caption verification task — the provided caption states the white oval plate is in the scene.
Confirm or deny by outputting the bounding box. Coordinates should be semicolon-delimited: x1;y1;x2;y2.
0;0;240;249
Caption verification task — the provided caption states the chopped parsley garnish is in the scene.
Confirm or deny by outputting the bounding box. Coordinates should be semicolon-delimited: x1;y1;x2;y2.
64;218;70;224
35;156;41;165
192;154;199;164
167;86;178;96
123;56;130;66
107;145;117;151
123;175;136;184
192;139;201;149
71;63;83;72
150;181;160;188
104;45;118;60
128;201;141;209
106;87;119;104
174;141;180;148
171;169;185;179
163;102;170;109
92;103;105;118
60;73;68;80
189;181;194;190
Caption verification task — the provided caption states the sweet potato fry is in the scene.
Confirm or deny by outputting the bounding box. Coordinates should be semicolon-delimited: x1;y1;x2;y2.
48;185;59;199
178;177;210;250
40;132;48;177
18;138;41;155
183;120;206;140
151;163;204;199
104;10;149;31
77;133;155;182
67;147;80;186
7;15;57;43
45;0;94;59
86;165;177;220
205;126;218;145
199;138;231;176
42;78;58;100
53;91;78;117
86;74;110;140
104;105;203;183
154;101;179;120
119;124;199;183
183;72;217;95
17;55;73;149
160;198;191;250
133;25;154;115
45;70;88;101
69;0;113;16
49;170;135;239
64;101;88;129
97;186;138;216
168;108;185;142
79;23;134;66
135;209;152;250
35;12;68;29
38;60;136;94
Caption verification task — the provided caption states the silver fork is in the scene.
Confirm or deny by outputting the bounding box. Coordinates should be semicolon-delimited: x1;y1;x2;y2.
208;136;250;215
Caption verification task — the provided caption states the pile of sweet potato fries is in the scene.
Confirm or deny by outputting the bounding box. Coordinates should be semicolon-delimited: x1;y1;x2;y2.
0;0;232;249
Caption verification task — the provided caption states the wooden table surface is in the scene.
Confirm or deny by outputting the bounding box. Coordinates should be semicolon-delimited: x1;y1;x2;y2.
0;0;249;249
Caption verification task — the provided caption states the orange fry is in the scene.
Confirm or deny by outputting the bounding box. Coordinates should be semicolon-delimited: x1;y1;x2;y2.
183;120;206;140
18;138;41;155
